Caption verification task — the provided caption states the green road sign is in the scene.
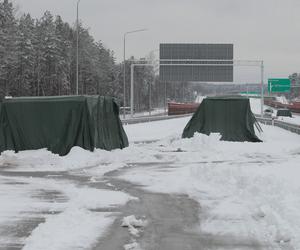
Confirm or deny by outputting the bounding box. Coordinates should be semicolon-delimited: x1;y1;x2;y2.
268;78;291;93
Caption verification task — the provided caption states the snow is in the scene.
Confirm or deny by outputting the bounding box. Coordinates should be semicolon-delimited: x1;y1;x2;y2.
0;175;132;249
121;215;147;228
124;117;190;142
276;115;300;125
124;242;142;250
1;108;300;248
23;208;114;250
195;95;206;103
118;118;300;248
0;146;117;172
120;108;165;120
249;97;268;115
121;215;148;237
275;95;289;104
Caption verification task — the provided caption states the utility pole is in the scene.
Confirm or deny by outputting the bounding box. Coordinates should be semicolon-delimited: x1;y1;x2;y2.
261;61;264;118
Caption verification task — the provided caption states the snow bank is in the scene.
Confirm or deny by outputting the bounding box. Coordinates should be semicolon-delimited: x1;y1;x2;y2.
275;96;289;104
21;178;133;250
0;146;120;172
0;174;133;250
23;208;114;250
124;242;142;250
0;117;191;173
117;121;300;248
121;215;148;237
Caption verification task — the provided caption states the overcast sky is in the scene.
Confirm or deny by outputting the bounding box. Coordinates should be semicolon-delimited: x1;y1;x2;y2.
12;0;300;83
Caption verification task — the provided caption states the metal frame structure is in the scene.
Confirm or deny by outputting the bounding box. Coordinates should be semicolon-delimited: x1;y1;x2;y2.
130;59;265;118
130;63;154;118
159;59;264;117
123;29;148;118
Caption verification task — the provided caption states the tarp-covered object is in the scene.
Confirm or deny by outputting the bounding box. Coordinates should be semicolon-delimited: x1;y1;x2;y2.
0;96;128;155
182;96;262;142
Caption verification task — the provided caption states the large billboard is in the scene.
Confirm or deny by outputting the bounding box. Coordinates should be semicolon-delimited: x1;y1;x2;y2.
159;44;233;82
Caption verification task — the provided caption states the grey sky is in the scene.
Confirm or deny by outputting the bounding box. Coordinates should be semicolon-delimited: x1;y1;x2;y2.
12;0;300;83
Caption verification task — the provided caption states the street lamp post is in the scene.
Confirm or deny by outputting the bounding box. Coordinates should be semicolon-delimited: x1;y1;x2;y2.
260;61;264;118
76;0;81;95
123;28;147;118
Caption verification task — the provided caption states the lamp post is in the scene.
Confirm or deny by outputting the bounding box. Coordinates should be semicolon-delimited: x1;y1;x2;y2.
123;28;147;118
76;0;81;95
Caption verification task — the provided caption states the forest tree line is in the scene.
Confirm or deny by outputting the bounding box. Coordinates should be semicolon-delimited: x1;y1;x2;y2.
0;0;196;111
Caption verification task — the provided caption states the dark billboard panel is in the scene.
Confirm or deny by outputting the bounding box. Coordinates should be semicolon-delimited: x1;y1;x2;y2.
159;44;233;82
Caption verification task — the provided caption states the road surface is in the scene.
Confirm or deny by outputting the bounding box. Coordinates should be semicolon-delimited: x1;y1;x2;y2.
0;163;268;250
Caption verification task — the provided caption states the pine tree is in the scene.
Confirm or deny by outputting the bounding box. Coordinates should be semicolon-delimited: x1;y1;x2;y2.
0;0;18;98
54;15;72;95
15;13;36;96
0;0;130;103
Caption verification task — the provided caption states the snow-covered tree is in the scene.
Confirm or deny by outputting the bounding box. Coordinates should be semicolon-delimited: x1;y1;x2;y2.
15;13;36;96
0;0;18;97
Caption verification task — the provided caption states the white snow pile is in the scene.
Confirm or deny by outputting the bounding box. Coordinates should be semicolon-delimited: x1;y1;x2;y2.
0;174;133;250
121;215;148;237
22;181;133;250
195;95;206;103
117;118;300;249
23;208;114;250
0;117;192;173
275;95;289;104
0;146;122;172
121;215;147;250
124;241;143;250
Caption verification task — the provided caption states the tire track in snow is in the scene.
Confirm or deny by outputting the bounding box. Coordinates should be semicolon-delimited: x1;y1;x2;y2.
93;166;266;250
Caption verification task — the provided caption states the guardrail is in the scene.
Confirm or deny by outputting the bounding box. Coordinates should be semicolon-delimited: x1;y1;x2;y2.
122;112;300;135
122;113;192;125
255;116;300;135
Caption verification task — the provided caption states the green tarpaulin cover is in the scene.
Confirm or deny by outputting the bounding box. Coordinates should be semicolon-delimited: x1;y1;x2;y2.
0;96;128;156
182;96;262;142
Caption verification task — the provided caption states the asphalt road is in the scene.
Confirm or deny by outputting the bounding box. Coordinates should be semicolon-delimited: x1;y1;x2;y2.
0;163;273;250
94;166;266;250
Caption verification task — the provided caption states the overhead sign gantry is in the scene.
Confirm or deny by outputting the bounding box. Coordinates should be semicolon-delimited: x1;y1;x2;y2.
159;43;234;82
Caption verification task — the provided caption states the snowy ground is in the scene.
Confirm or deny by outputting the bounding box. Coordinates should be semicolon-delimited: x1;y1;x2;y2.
1;113;300;249
122;119;300;248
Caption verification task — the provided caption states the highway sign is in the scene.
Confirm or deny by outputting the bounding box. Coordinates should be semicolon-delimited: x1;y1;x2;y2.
159;44;233;82
268;78;290;93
